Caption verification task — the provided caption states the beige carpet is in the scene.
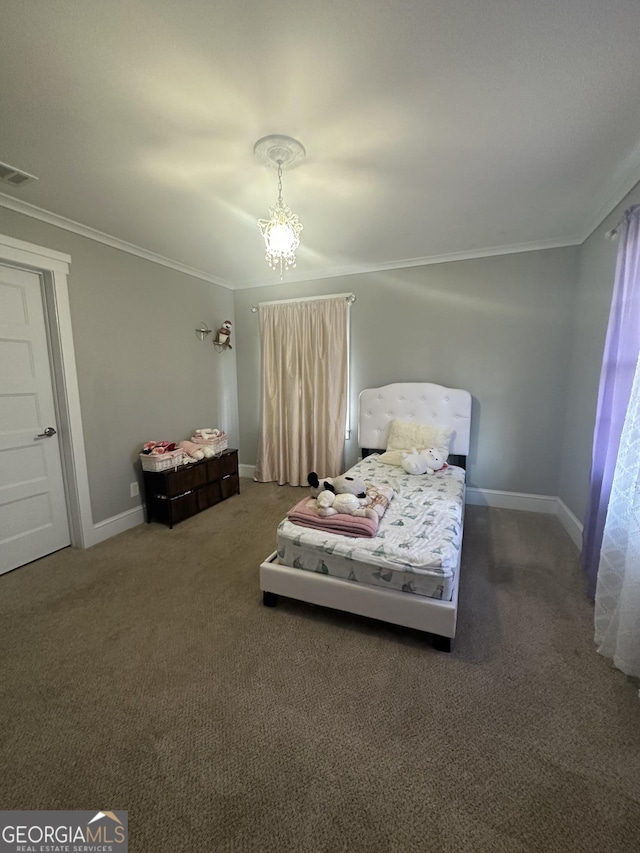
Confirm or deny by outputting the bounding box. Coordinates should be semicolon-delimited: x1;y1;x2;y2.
0;479;639;852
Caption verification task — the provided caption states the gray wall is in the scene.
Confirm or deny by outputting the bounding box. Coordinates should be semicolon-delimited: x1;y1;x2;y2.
559;179;640;523
0;208;239;524
234;247;579;495
5;170;638;530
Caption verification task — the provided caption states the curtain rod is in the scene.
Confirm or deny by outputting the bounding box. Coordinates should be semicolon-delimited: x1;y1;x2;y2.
250;292;355;312
606;204;640;240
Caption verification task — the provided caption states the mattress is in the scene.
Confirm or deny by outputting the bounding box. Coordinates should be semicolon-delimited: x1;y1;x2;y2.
277;454;465;601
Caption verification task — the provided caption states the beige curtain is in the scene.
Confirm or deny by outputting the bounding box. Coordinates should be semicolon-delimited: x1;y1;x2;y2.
255;297;348;485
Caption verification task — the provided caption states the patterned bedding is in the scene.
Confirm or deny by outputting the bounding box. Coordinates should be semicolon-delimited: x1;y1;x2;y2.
276;454;465;601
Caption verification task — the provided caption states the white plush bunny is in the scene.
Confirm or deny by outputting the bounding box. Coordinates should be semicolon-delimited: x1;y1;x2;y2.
401;447;447;476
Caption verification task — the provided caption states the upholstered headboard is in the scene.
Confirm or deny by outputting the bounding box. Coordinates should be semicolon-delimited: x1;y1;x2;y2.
358;382;472;458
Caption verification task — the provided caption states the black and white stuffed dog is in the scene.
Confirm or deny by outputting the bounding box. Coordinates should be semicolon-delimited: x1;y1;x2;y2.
307;471;367;499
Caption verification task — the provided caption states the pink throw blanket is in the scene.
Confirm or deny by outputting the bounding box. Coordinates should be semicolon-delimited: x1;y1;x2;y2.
287;483;394;538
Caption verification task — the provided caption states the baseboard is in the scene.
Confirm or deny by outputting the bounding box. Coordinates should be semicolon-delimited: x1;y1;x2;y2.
555;498;584;549
465;487;557;514
86;479;583;552
91;505;145;545
466;487;582;551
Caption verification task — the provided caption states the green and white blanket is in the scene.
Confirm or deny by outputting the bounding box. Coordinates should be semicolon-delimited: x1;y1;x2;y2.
277;454;465;600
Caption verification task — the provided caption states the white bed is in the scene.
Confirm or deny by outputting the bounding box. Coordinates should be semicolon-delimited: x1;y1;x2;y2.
259;382;472;651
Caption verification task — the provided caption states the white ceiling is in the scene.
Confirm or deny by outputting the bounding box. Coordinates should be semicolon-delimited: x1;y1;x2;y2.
1;0;640;289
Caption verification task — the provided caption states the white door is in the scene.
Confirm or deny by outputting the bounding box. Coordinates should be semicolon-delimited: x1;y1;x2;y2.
0;263;70;574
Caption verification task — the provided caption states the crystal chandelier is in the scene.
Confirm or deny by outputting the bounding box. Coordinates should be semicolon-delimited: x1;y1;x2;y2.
254;135;306;278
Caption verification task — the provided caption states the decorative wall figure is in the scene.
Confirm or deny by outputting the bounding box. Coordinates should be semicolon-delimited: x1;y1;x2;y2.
214;320;233;351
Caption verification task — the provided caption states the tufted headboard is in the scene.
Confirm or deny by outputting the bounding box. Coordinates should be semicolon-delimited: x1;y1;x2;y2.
358;382;472;460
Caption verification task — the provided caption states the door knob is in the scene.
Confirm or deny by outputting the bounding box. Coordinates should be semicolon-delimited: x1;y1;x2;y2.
36;427;57;438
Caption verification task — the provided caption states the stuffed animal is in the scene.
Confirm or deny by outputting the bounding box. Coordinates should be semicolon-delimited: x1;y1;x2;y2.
315;490;378;521
401;447;448;476
214;321;233;349
400;448;426;475
316;491;362;517
307;471;367;499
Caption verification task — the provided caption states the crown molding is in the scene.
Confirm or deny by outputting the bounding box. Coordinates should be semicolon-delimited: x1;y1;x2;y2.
579;140;640;242
234;236;583;289
10;183;633;291
0;192;234;290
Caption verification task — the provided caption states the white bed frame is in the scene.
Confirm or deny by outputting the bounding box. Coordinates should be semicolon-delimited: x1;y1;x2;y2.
259;382;472;650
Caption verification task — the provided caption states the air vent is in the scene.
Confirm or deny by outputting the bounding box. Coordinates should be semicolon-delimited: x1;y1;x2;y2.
0;161;38;187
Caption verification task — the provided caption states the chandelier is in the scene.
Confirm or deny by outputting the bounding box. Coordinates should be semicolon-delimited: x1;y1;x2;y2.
254;135;306;278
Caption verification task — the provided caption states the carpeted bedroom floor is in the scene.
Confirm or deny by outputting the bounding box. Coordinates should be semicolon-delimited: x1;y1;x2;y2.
0;478;639;853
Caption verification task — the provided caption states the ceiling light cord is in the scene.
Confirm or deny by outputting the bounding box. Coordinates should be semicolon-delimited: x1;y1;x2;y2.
277;162;284;206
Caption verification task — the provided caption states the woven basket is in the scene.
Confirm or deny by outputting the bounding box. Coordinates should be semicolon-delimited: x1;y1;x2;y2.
191;433;228;454
139;449;183;472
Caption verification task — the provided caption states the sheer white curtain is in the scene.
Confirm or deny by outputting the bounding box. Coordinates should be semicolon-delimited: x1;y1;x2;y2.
255;296;348;486
594;350;640;678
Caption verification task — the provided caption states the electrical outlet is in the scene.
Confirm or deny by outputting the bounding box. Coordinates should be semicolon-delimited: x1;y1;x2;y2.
130;482;139;498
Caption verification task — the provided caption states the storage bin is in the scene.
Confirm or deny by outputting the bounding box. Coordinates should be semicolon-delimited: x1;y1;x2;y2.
139;449;183;472
191;432;228;454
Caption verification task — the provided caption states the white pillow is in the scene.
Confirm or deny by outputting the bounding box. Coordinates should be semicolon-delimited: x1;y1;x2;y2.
378;419;452;467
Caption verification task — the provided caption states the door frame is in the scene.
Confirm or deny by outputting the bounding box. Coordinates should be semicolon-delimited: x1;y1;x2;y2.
0;233;94;549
